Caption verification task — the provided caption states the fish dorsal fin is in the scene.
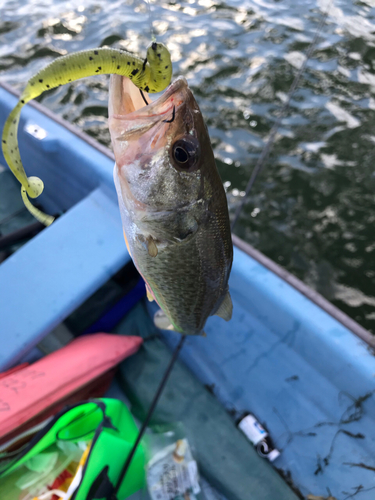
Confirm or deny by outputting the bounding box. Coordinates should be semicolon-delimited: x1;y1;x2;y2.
215;291;233;322
154;309;177;331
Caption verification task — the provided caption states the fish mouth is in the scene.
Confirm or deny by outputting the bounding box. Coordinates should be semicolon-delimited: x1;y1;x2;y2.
109;74;206;218
108;75;189;125
109;75;195;215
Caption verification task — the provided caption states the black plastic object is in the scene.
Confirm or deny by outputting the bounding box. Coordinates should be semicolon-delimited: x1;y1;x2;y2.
0;170;37;254
0;220;45;250
65;261;143;335
116;302;299;500
82;278;146;336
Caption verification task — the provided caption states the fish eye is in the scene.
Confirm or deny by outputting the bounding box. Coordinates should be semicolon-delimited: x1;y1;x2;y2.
171;136;200;172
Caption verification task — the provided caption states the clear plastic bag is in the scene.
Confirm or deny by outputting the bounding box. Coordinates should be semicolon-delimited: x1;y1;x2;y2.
0;440;85;500
144;425;206;500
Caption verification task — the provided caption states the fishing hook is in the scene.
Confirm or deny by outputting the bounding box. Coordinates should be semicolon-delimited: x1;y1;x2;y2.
163;105;175;123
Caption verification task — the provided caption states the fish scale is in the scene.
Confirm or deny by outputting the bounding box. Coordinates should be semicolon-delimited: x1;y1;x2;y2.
141;220;231;334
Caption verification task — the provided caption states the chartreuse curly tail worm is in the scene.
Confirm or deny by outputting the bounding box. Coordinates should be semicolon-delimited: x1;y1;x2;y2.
1;42;172;225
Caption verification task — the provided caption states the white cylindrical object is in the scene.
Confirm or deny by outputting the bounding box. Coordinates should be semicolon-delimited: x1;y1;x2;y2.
267;449;281;462
238;414;268;445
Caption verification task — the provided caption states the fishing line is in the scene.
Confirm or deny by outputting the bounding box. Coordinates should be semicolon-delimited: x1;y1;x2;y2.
139;89;149;105
138;0;156;105
112;334;186;499
145;0;155;42
230;6;330;232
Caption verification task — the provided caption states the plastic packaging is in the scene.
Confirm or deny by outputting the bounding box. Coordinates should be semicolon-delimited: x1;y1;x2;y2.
145;427;206;500
0;440;85;500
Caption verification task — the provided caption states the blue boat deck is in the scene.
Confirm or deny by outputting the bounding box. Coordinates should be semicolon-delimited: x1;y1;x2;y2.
0;84;130;369
0;186;130;368
156;247;375;499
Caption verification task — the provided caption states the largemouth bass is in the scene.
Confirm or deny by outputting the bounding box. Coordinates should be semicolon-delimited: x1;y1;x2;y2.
109;75;233;335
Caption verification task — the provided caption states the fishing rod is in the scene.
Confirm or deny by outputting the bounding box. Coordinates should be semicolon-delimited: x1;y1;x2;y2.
112;335;186;499
110;6;330;498
231;7;330;232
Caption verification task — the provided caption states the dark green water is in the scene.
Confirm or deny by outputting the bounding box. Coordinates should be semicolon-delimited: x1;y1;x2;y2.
1;0;375;333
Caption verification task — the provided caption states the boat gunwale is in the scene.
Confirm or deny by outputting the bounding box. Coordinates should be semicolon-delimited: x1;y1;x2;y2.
1;81;374;349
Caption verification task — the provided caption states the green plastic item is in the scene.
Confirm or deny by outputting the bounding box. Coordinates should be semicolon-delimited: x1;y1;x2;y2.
0;398;146;500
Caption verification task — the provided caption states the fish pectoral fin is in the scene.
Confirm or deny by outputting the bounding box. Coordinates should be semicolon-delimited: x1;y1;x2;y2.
154;309;177;331
135;233;159;257
215;291;233;322
147;236;158;257
146;284;154;302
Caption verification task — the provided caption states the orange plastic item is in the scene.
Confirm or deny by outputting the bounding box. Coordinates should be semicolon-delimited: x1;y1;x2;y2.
0;333;142;445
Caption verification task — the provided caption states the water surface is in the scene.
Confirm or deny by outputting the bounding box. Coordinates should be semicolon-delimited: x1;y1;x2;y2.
1;0;375;333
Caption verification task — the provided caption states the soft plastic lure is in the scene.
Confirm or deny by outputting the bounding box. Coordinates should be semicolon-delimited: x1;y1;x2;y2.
1;42;172;225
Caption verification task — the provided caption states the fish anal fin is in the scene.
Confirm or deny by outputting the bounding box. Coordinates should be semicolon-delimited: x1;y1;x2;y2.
154;309;178;331
215;291;233;322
